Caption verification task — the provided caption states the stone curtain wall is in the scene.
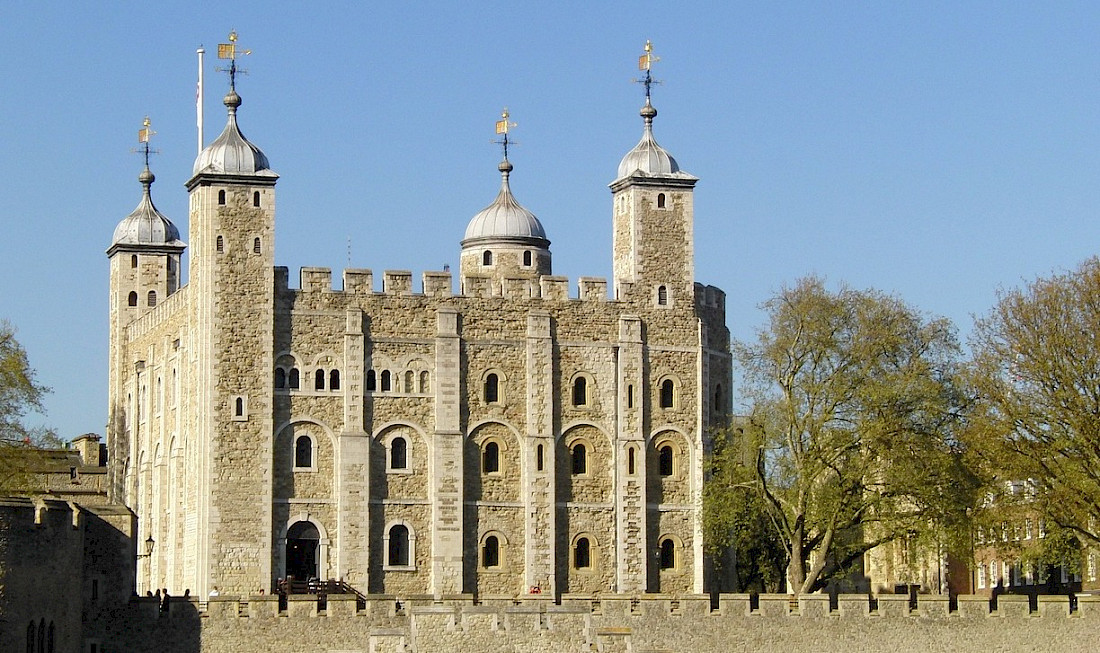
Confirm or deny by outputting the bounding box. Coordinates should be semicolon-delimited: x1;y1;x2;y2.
83;593;1097;653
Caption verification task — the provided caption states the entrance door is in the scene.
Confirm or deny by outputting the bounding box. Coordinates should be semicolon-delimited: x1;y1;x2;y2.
286;521;320;581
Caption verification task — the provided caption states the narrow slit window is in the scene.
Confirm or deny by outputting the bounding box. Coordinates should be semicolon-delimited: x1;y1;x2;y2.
627;384;634;408
390;437;408;470
366;369;376;391
628;446;636;475
659;444;674;476
381;370;391;392
315;369;325;390
131;254;138;268
536;444;544;471
484;373;499;403
218;189;226;205
483;250;493;266
571;443;587;475
483;441;500;474
575;537;591;568
657;192;666;208
294;436;312;468
253;191;260;207
660;379;675;408
234;397;244;417
657;285;668;306
523;250;532;266
573;376;587;406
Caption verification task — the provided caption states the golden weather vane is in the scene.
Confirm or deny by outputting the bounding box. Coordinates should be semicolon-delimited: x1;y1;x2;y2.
216;30;252;89
138;116;155;144
634;40;662;100
493;108;518;160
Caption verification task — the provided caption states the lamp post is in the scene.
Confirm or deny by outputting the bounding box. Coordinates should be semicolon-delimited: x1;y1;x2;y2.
137;535;155;559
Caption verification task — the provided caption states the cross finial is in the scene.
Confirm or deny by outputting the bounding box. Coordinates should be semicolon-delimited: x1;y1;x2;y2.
216;29;252;90
634;39;661;100
492;107;518;160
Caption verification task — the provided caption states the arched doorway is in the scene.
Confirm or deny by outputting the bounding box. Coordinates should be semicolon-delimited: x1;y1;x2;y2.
286;521;320;581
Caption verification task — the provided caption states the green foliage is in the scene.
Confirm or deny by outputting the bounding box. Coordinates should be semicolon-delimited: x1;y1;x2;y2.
966;257;1100;548
0;319;55;493
726;277;978;594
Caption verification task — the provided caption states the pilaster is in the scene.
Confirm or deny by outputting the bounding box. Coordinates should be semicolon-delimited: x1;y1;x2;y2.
525;311;555;594
431;307;463;595
616;315;647;591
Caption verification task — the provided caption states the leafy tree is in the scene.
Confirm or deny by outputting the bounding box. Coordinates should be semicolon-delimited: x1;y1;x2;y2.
722;277;976;594
0;319;55;493
966;257;1100;547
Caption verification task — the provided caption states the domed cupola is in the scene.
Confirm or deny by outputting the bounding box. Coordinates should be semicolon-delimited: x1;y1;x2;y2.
616;97;683;179
109;150;185;255
459;110;552;287
192;89;276;179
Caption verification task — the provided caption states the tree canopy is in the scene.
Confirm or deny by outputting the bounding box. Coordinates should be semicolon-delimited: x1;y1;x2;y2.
0;319;55;493
707;277;977;594
966;257;1100;548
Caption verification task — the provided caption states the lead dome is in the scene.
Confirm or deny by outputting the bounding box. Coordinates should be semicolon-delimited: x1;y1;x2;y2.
463;159;549;246
192;90;276;178
110;166;184;251
616;99;682;179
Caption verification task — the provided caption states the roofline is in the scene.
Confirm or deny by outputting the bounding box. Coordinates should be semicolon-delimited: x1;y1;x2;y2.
609;173;698;193
185;171;279;191
107;242;187;257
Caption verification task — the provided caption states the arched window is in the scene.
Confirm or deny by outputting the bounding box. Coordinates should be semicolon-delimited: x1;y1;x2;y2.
404;370;414;393
381;370;391;392
366;369;376;391
482;250;493;266
571;443;587;475
660;538;676;569
419;371;429;393
38;620;44;653
657;192;666;208
483;441;500;474
657;285;668;306
147;291;157;307
390;436;408;470
130;254;138;268
523;250;532;266
574;537;591;568
47;622;53;653
217;189;226;205
127;291;138;307
274;368;286;388
388;524;410;566
253;191;261;207
315;369;325;390
482;535;500;568
330;370;340;390
234;397;244;417
572;376;588;406
628;446;636;475
294;435;312;468
253;237;261;254
289;368;300;390
658;444;674;476
536;444;544;471
26;621;34;653
484;373;499;403
660;379;675;408
216;235;224;253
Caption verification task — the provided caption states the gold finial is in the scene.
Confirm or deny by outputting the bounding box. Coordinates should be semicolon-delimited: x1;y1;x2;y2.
638;39;660;71
218;30;251;60
138;116;155;144
495;108;517;135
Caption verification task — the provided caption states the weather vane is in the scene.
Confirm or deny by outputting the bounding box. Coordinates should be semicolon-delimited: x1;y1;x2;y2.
492;108;518;160
632;39;662;100
216;30;252;90
134;116;160;167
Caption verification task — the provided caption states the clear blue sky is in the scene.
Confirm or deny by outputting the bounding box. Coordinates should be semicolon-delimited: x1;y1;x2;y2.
3;2;1100;439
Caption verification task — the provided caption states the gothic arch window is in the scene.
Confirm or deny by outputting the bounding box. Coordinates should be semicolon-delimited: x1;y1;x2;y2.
253;237;261;254
389;436;408;471
366;369;376;391
381;370;391;392
253;191;261;207
329;369;340;390
657;192;666;208
571;442;587;475
658;444;674;476
482;534;501;568
216;235;224;253
483;440;500;474
659;538;676;569
387;524;411;567
523;250;532;266
483;250;493;266
217;189;226;205
147;291;157;307
315;369;325;390
660;379;675;409
574;536;592;569
572;375;589;407
419;371;429;393
294;435;313;469
657;285;668;306
289;368;300;390
131;254;138;268
128;291;138;307
484;373;500;404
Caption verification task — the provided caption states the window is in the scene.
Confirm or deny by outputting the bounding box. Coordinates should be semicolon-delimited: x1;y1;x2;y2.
536;444;544;471
404;370;414;393
388;524;410;567
253;237;261;254
657;193;666;208
390;436;408;470
216;235;224;253
128;291;138;307
289;368;300;390
131;254;138;268
366;370;376;391
571;443;587;475
713;384;722;412
329;370;340;390
253;191;260;207
627;384;634;408
484;373;499;403
294;436;312;469
483;250;493;266
482;535;500;568
657;285;668;306
660;379;675;408
523;250;532;266
990;561;998;587
628;446;636;475
574;537;591;569
315;369;325;390
419;371;429;393
660;539;676;569
483;441;500;474
27;622;33;653
978;564;986;589
147;291;157;307
572;376;588;406
218;189;226;205
658;444;674;476
1025;518;1033;540
381;370;391;392
234;397;244;417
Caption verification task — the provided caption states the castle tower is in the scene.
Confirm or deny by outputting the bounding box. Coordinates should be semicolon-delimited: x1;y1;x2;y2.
106;119;185;503
460;110;551;295
610;43;697;305
183;53;279;594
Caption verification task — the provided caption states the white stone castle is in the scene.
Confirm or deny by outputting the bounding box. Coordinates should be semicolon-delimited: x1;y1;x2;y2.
106;44;730;599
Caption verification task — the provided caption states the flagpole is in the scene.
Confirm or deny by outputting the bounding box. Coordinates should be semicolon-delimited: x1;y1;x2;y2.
197;46;205;155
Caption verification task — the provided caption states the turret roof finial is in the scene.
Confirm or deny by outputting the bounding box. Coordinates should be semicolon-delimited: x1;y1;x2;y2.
134;116;160;186
493;108;518;162
634;40;661;103
216;30;251;92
